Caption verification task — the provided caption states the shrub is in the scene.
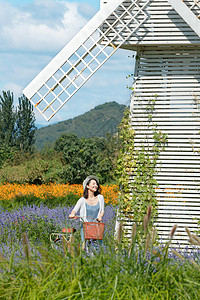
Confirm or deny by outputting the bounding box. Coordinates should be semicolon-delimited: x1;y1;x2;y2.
0;156;63;184
14;193;80;207
0;193;79;211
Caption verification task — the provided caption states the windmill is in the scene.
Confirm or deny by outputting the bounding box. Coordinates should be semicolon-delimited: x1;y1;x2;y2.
23;0;200;247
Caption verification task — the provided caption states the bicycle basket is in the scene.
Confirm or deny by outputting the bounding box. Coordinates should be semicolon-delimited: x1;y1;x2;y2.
83;222;105;240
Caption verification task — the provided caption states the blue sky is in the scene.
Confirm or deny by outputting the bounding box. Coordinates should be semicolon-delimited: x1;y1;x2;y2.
0;0;135;125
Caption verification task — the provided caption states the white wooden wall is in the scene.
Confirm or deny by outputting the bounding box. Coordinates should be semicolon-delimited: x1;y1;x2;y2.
130;46;200;247
101;0;200;48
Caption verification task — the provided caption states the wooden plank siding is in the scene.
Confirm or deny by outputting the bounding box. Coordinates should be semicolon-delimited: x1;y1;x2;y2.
101;1;200;247
101;0;200;48
130;47;200;247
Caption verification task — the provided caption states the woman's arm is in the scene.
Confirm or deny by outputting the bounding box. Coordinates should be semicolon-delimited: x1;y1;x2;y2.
69;198;83;218
97;211;104;222
97;195;104;221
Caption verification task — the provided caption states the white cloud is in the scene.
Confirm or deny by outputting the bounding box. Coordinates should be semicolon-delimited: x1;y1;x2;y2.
0;0;88;53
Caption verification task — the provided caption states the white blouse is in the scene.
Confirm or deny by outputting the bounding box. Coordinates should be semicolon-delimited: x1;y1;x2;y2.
73;194;104;222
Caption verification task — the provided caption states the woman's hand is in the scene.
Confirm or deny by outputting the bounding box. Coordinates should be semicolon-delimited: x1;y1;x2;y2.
97;212;104;222
69;210;76;218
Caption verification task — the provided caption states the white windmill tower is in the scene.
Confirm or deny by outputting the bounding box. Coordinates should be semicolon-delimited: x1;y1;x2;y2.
23;0;200;247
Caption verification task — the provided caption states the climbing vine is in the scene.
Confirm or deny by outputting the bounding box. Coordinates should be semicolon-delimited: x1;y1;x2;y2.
117;99;168;223
116;108;135;210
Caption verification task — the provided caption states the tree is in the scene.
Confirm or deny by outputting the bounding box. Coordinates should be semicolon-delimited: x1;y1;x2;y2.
55;134;115;184
16;95;36;153
0;91;17;165
54;133;79;153
0;90;16;147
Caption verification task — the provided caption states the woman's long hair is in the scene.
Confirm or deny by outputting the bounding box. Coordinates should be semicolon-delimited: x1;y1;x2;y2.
83;179;101;199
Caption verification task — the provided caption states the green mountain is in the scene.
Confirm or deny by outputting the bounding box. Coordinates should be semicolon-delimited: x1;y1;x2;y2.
35;101;126;149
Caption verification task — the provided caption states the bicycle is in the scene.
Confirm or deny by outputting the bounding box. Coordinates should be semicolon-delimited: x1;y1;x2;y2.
50;216;80;251
50;216;105;253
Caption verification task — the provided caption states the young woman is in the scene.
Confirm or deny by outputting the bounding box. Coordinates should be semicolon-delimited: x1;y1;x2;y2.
69;175;104;242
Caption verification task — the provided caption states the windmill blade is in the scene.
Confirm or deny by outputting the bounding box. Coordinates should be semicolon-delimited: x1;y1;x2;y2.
23;0;149;121
168;0;200;37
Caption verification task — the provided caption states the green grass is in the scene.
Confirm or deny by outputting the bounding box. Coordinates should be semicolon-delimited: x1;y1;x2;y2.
0;203;200;299
0;242;200;300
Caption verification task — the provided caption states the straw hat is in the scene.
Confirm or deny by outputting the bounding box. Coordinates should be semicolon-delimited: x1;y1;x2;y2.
83;175;99;190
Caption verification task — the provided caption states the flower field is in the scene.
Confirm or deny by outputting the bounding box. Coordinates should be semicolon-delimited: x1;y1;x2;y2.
0;183;118;205
0;203;200;298
0;185;200;298
0;203;116;258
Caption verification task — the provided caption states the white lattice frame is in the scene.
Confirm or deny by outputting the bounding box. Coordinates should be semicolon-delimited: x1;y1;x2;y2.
184;0;200;18
23;0;150;121
168;0;200;37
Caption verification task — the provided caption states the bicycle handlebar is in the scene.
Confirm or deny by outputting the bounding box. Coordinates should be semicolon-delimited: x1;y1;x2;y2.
69;215;102;222
69;215;81;220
